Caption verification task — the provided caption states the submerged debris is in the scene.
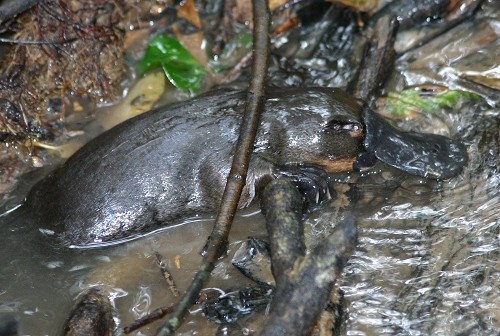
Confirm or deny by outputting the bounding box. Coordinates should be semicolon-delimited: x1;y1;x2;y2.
0;315;18;336
232;237;274;287
202;285;273;325
155;251;180;297
62;287;114;336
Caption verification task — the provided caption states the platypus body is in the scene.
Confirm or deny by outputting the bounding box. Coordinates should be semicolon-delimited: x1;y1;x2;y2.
15;87;466;247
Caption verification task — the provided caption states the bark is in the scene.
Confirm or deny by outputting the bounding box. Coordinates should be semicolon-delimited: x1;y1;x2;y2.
348;15;399;103
260;179;358;336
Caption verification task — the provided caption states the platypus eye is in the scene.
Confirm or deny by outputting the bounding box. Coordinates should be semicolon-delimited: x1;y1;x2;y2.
326;120;362;133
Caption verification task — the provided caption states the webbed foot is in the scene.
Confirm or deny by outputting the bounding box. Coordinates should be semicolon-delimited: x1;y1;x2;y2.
274;164;334;206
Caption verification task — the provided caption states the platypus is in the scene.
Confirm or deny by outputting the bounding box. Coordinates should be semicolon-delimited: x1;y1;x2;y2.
13;87;466;247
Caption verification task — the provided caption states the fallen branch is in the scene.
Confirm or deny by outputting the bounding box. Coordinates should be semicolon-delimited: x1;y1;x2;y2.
260;179;358;336
348;15;399;103
155;0;270;335
257;19;399;331
124;304;175;334
62;287;114;336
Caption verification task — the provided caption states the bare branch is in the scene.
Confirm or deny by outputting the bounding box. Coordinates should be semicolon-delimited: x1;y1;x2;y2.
155;0;270;334
260;179;358;336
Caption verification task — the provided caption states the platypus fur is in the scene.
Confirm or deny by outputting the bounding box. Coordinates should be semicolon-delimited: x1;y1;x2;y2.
14;87;466;247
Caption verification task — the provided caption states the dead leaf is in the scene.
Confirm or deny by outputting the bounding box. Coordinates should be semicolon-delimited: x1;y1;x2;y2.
269;0;289;11
124;28;151;50
326;0;379;13
97;71;166;130
177;0;202;28
174;28;209;68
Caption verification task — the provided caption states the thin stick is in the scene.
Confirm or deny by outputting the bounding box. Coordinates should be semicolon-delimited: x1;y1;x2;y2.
124;304;176;334
155;252;179;297
155;1;270;335
123;290;222;334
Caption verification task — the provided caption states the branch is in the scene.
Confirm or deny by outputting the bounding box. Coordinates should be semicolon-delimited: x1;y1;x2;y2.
257;14;397;336
62;288;114;335
260;179;358;336
155;0;270;334
348;15;399;103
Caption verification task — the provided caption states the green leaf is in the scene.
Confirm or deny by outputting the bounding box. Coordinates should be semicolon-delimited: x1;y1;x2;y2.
138;35;206;92
384;88;481;117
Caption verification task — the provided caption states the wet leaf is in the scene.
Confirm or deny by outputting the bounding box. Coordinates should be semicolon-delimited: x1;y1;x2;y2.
176;0;202;28
382;87;481;117
210;33;253;73
98;70;166;130
138;35;206;92
269;0;289;10
461;68;500;91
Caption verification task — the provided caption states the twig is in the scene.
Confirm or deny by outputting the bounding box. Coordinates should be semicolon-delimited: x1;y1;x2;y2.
123;304;176;334
123;289;223;334
155;0;270;335
155;252;179;297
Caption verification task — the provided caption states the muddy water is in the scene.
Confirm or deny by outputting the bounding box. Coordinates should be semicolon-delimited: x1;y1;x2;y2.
0;210;269;335
1;2;499;336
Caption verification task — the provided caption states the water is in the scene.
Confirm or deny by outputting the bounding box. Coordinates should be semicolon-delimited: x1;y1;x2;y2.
341;105;499;335
0;211;269;335
0;1;499;335
337;1;500;332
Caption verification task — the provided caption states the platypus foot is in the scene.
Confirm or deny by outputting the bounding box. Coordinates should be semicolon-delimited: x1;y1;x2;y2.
274;164;333;206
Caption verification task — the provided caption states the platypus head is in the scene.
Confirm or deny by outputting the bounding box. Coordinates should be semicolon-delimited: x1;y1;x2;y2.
257;88;364;173
260;87;467;179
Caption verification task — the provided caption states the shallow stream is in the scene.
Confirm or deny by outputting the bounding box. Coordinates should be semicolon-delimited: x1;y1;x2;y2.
0;1;499;335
